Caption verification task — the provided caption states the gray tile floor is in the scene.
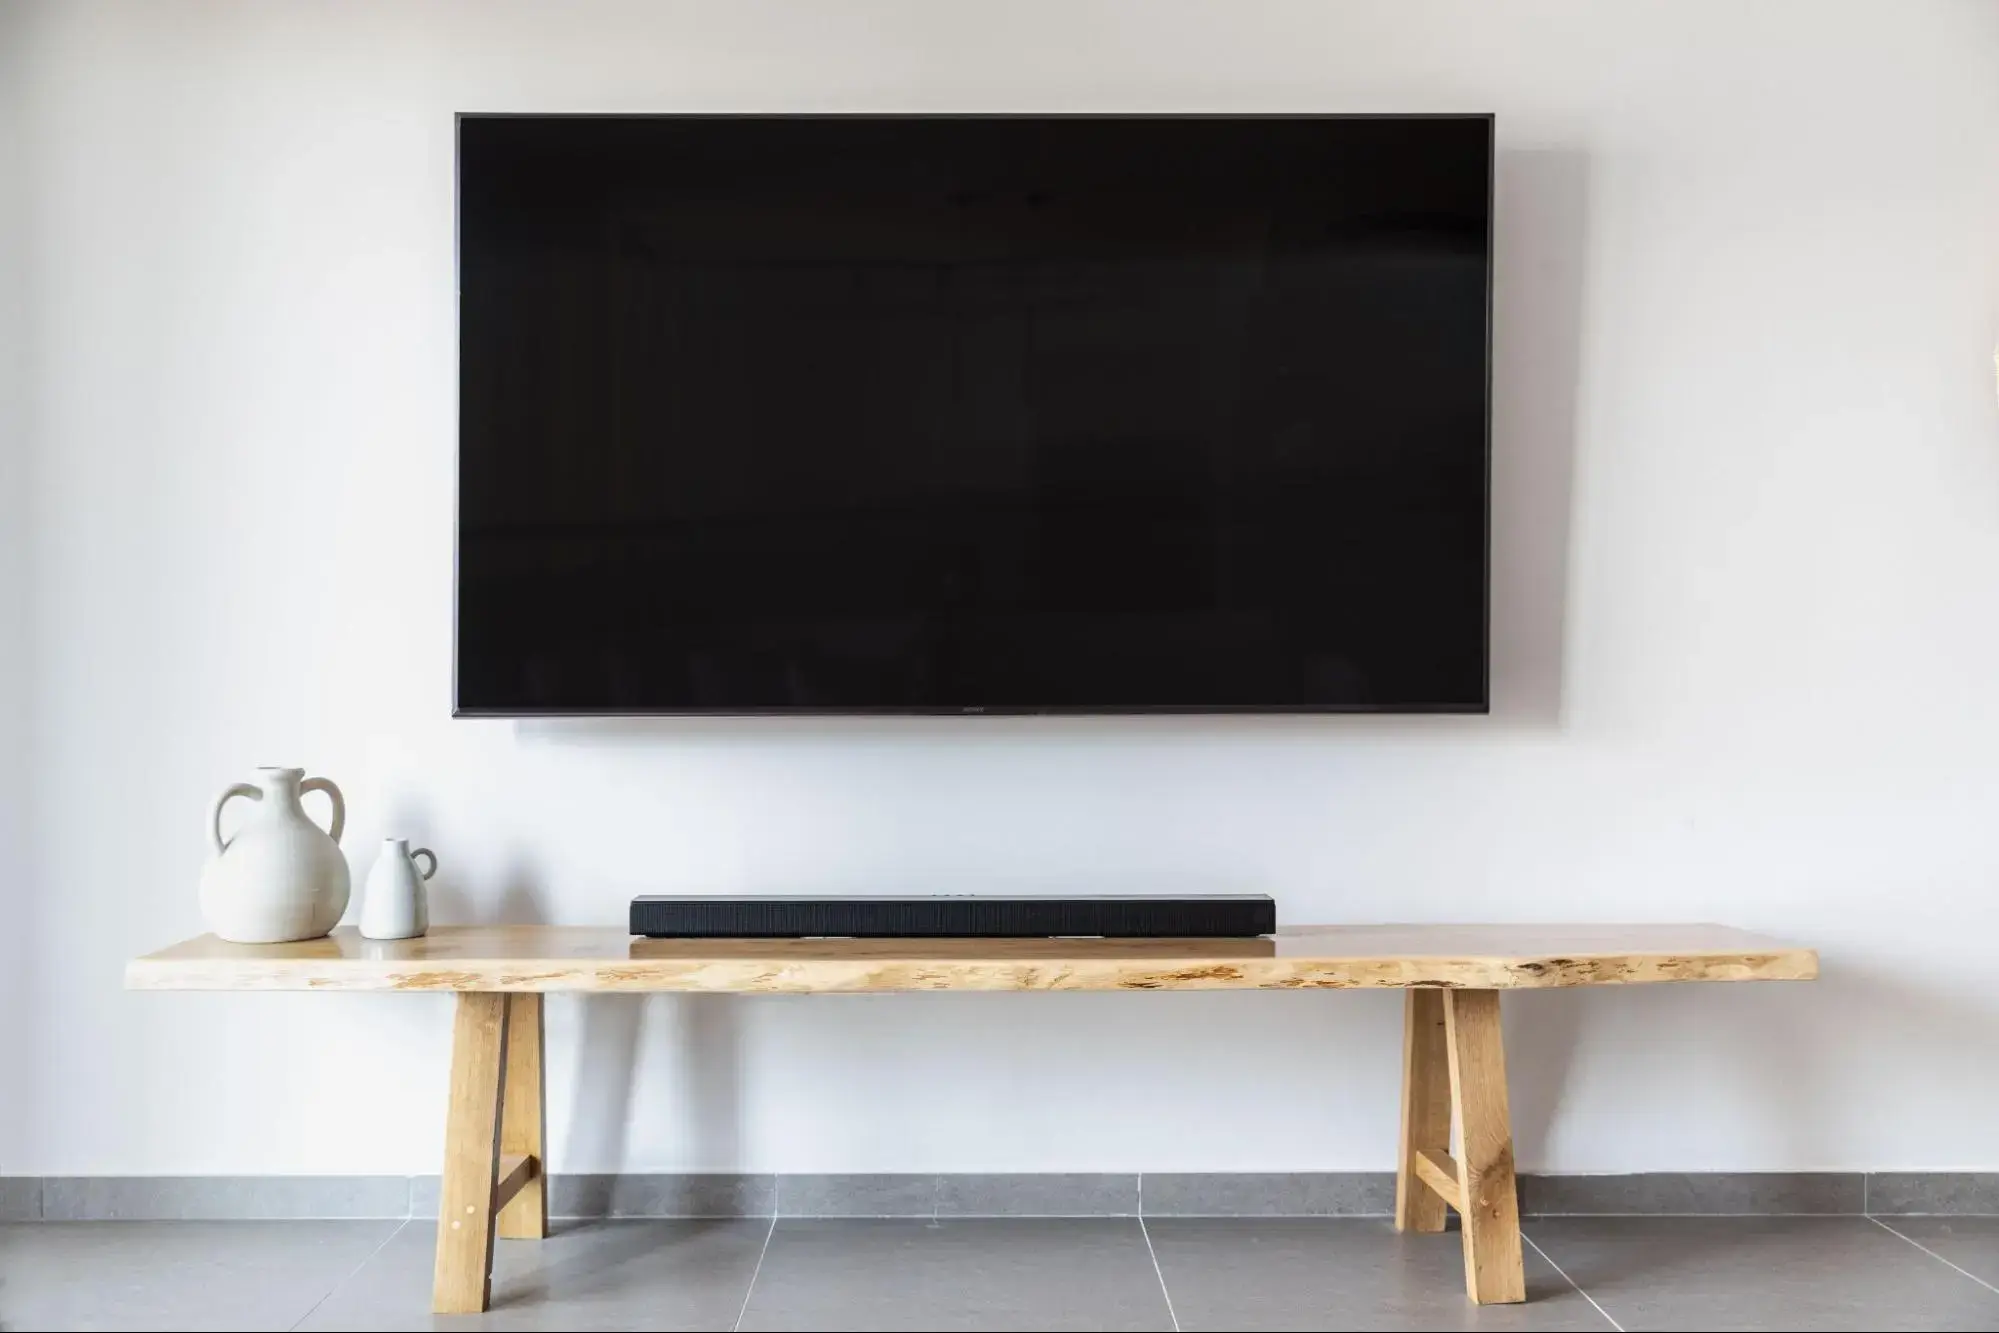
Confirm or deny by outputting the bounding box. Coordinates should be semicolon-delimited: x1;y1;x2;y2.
4;1215;1999;1331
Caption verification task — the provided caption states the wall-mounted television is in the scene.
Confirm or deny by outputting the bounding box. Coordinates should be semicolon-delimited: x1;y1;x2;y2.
455;115;1492;715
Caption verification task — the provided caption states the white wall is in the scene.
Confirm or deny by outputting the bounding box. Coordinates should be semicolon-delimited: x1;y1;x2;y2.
0;2;39;1175
9;0;1999;1176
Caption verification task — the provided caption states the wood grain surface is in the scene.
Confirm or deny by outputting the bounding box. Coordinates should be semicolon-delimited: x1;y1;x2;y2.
1445;988;1526;1303
1412;1148;1465;1213
495;993;547;1240
127;923;1817;993
1394;988;1453;1232
432;993;508;1314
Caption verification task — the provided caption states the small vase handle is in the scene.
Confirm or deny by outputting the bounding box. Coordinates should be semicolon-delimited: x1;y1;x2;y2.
300;776;346;845
210;782;260;856
411;848;437;880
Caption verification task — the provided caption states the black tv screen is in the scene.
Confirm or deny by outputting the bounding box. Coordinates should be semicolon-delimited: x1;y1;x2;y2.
456;115;1491;714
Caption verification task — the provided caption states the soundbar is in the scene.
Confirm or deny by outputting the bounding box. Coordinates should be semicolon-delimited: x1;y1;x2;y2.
629;894;1276;939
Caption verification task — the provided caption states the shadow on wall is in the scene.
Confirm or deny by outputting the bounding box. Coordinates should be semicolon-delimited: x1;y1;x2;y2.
1508;964;1908;1171
379;788;744;1179
376;793;555;928
1487;146;1589;728
454;856;674;1179
562;973;741;1180
469;857;741;1183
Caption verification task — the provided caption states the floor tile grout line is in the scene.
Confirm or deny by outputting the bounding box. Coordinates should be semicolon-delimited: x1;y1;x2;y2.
1137;1215;1181;1333
1522;1230;1624;1332
1868;1216;1999;1296
286;1216;409;1332
731;1211;779;1332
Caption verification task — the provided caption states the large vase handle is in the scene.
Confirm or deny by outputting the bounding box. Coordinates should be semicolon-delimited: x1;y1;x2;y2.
210;783;261;856
300;776;346;845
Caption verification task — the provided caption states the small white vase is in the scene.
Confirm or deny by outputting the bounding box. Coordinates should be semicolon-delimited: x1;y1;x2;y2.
199;767;349;943
360;839;436;941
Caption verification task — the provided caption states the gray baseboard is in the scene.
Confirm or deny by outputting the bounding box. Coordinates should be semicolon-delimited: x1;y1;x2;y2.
39;1175;410;1222
7;1172;1992;1222
0;1177;41;1222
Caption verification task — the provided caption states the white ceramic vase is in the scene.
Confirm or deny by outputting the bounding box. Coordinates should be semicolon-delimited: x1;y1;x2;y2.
199;767;349;943
360;839;436;941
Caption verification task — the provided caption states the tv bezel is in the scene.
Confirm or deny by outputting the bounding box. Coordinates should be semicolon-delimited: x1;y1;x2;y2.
451;112;1495;718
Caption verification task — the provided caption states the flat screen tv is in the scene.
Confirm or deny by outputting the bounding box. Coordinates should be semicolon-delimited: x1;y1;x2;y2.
456;115;1492;715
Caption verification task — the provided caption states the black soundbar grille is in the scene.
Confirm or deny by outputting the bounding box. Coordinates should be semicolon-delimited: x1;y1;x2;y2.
629;895;1276;939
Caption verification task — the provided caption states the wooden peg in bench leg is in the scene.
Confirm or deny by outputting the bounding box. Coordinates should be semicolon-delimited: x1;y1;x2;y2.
1395;988;1452;1233
433;992;511;1314
1444;988;1525;1304
498;992;548;1240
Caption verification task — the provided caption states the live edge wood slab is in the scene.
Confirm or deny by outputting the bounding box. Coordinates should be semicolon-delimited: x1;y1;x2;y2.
127;923;1815;1313
128;922;1814;993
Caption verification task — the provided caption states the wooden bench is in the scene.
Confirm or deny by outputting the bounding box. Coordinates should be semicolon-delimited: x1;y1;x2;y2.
128;923;1815;1313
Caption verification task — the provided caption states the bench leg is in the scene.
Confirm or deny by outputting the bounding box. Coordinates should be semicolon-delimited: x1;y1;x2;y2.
1394;988;1451;1233
1444;989;1525;1304
433;992;511;1314
497;993;548;1240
